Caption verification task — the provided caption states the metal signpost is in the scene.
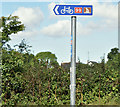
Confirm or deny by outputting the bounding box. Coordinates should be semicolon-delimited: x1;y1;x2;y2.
53;5;93;105
70;16;76;105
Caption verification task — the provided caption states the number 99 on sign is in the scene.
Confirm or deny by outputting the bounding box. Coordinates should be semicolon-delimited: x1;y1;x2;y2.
74;7;82;13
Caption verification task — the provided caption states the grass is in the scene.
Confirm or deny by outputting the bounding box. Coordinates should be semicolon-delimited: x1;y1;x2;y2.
88;97;120;105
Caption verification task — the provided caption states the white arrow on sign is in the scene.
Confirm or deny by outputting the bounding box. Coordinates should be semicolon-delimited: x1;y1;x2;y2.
55;6;59;15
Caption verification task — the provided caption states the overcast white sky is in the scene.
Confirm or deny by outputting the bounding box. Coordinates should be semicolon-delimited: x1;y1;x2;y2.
1;0;119;64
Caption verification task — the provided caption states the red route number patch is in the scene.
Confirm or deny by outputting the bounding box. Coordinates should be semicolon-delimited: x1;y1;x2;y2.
74;7;82;13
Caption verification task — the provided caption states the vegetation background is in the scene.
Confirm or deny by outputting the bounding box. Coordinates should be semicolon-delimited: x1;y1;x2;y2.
0;15;119;105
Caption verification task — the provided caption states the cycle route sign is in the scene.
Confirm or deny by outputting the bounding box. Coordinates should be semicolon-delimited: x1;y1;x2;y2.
53;5;93;16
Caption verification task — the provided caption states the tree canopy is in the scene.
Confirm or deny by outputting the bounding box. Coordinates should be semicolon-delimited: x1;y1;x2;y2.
0;15;25;47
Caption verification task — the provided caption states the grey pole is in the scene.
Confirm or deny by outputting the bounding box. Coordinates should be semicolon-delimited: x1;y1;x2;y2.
70;16;76;106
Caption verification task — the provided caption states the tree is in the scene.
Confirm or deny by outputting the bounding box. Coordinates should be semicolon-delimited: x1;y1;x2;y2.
107;48;119;61
1;15;25;105
36;52;58;68
14;39;32;53
0;15;25;47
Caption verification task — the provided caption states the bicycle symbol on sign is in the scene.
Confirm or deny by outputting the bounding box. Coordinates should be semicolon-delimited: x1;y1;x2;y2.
61;6;73;14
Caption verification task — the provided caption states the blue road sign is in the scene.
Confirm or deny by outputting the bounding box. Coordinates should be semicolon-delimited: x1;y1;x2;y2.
53;5;93;16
